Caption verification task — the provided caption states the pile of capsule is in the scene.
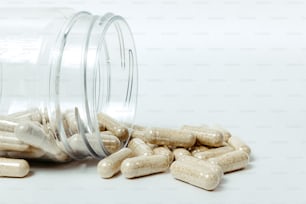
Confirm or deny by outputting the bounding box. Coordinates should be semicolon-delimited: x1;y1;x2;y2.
0;108;127;177
98;124;251;191
0;108;67;178
0;108;251;191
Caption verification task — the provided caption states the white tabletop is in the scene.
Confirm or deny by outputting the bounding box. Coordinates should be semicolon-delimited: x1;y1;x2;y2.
0;132;303;204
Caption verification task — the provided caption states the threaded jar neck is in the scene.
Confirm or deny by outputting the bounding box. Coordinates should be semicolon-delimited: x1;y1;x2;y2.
48;11;138;159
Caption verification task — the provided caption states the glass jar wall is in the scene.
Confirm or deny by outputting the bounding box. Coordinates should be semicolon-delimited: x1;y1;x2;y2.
0;8;138;160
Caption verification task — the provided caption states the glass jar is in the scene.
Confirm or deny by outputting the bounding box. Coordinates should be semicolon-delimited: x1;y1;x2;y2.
0;8;138;160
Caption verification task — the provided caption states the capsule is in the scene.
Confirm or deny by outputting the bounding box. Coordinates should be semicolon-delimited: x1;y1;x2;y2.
173;148;191;160
69;132;121;155
0;130;30;152
66;134;89;156
228;136;251;155
41;109;55;136
0;131;27;144
41;151;71;162
181;125;224;147
177;155;223;179
211;125;232;141
0;157;30;178
0;142;30;152
209;150;249;173
133;128;196;148
193;146;234;160
191;146;209;155
63;110;79;136
170;158;222;191
7;147;45;159
40;142;70;162
181;125;209;132
132;124;147;131
128;138;153;156
8;108;42;123
153;146;174;163
100;131;114;135
100;134;121;153
43;122;57;142
41;108;50;124
15;122;62;155
121;155;169;178
97;148;133;179
0;119;19;132
97;113;128;141
131;129;147;141
146;142;157;149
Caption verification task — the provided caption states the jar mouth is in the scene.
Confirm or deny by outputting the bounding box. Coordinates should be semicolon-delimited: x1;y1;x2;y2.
93;13;138;127
48;11;138;159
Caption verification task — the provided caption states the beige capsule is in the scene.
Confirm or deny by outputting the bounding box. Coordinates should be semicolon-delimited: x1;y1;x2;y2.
100;134;121;153
97;148;133;178
0;142;30;152
0;157;30;178
41;144;70;162
42;122;57;141
181;125;224;147
97;113;128;141
9;108;42;123
41;110;58;140
153;146;174;163
0;119;19;132
121;155;169;178
68;133;121;155
131;129;147;141
181;125;209;132
7;147;46;159
228;136;251;155
191;146;209;155
15;122;62;155
146;142;157;149
45;152;71;162
209;150;249;173
63;110;79;136
0;129;31;152
173;148;191;160
41;108;50;124
128;138;153;156
100;131;114;135
170;158;222;191
68;133;96;156
210;124;232;142
176;155;223;179
133;128;196;148
0;131;27;144
132;124;147;131
193;145;234;160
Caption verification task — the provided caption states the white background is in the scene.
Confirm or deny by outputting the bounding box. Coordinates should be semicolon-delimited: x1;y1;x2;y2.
1;0;306;203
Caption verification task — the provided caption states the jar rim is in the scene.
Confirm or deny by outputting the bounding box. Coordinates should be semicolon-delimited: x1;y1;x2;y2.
48;11;138;159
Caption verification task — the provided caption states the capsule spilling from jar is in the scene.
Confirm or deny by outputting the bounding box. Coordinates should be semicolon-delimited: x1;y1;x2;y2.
132;128;196;148
0;157;30;178
170;156;223;191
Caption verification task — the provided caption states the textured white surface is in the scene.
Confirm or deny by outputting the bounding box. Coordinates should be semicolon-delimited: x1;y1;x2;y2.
1;0;306;203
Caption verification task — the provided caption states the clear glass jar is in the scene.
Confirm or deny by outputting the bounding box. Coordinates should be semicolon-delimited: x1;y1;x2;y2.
0;8;138;160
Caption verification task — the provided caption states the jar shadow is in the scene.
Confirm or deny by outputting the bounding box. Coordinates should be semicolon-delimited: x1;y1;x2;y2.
28;159;99;171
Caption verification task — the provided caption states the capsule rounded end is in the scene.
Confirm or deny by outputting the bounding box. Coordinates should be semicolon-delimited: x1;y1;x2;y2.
97;159;115;179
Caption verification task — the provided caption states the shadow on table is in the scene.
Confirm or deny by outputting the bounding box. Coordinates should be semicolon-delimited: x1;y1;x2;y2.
28;159;99;171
